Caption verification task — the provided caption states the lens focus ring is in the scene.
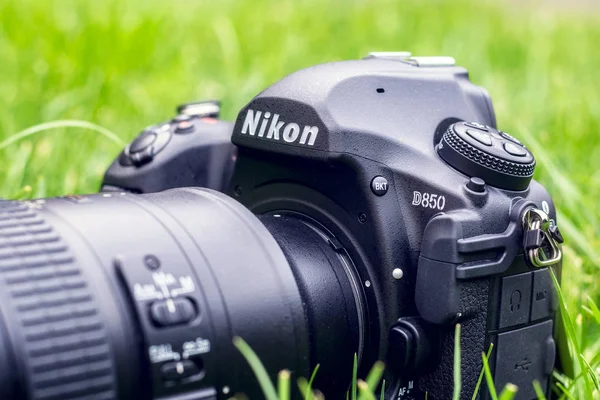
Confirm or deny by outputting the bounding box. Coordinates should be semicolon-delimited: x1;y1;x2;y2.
0;200;116;400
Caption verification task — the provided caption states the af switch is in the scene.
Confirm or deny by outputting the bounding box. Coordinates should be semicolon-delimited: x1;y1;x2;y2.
150;297;197;327
437;121;536;191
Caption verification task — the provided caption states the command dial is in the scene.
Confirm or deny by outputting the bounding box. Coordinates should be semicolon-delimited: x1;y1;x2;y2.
437;121;536;191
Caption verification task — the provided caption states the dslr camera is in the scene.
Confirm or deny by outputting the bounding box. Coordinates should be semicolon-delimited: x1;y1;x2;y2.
0;53;566;400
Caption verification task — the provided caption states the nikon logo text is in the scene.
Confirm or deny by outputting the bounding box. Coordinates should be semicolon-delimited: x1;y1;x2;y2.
240;109;319;146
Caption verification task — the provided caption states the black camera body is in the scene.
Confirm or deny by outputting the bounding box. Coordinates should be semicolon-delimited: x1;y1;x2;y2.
99;53;563;399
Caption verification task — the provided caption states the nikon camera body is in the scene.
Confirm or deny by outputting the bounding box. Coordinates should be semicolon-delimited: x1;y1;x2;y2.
0;53;564;400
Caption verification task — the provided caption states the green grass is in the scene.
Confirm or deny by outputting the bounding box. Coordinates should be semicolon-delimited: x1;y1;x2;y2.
0;0;598;398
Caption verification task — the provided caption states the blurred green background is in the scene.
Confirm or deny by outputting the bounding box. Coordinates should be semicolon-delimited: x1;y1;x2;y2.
0;0;598;396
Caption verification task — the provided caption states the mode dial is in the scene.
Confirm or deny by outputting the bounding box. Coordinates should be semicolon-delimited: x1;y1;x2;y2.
437;121;535;191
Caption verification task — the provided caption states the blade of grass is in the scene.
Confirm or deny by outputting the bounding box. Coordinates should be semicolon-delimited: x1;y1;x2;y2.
307;364;320;397
298;377;324;400
472;343;495;400
357;380;376;400
553;210;600;271
379;380;385;400
278;369;290;400
575;314;583;354
352;353;358;400
12;184;32;200
0;120;125;151
550;269;592;396
453;324;461;400
297;377;314;400
532;380;547;400
554;381;576;400
591;349;600;368
584;295;600;324
232;336;278;400
498;383;518;400
364;361;385;393
482;351;498;400
580;355;600;391
358;361;385;400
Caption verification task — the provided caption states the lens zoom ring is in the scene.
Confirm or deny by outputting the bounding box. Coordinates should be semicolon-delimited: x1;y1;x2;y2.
0;200;116;400
444;127;535;177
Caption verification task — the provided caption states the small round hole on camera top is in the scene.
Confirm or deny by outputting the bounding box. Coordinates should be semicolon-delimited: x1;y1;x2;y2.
376;88;385;93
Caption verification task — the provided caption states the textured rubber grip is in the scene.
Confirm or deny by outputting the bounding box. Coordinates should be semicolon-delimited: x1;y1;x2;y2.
0;200;116;400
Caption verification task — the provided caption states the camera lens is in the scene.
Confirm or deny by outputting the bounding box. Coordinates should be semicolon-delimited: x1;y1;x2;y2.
0;188;362;399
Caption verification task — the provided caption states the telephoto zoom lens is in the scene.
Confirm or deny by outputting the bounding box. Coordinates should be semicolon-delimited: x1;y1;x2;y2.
0;188;363;400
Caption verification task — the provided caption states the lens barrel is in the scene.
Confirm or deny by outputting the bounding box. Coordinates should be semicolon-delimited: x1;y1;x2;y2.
0;188;361;399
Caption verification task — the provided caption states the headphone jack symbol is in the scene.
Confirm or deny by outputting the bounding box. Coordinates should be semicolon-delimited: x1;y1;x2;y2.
510;290;522;312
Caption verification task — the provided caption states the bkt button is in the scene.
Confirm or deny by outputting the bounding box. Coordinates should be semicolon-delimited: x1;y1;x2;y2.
371;176;389;196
